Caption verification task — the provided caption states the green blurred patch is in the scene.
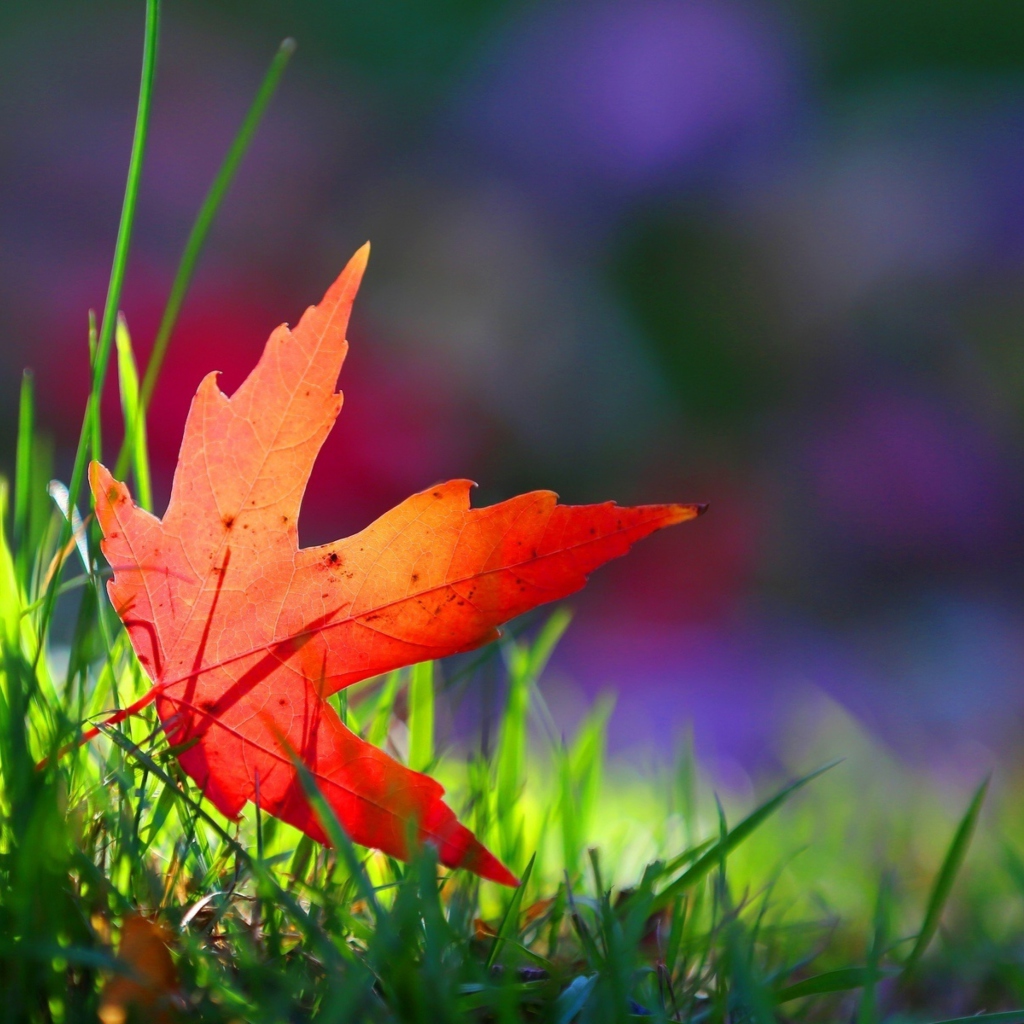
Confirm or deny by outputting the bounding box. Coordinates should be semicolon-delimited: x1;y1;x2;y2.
801;0;1024;88
610;207;786;429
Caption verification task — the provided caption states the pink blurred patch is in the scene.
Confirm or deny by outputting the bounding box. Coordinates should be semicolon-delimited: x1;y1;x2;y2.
585;470;760;625
40;280;486;542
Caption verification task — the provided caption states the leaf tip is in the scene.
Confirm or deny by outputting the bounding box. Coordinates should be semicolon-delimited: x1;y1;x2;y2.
88;460;113;495
315;244;371;325
663;502;708;525
451;831;520;887
349;241;371;279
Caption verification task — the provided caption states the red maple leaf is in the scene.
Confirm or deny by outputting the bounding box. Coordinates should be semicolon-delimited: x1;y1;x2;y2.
90;246;705;885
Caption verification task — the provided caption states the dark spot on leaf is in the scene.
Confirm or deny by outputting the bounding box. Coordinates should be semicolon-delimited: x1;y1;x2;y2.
281;515;289;524
223;516;234;530
278;697;287;706
411;573;419;583
327;551;340;565
589;528;596;535
433;490;442;498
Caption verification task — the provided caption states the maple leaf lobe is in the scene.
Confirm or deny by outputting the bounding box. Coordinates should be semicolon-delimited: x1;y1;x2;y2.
89;244;703;887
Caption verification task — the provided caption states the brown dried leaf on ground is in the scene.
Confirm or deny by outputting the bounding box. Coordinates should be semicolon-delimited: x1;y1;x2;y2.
98;914;182;1024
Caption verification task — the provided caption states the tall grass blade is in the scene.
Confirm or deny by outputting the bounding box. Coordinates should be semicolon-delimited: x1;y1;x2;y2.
857;876;892;1024
367;670;401;747
86;0;159;452
118;37;297;484
408;659;435;772
0;484;20;643
494;612;569;867
496;654;530;862
46;482;89;573
35;0;160;647
114;315;152;510
675;725;699;846
14;370;33;549
485;852;536;969
87;311;101;463
903;775;989;973
524;606;572;679
559;695;612;879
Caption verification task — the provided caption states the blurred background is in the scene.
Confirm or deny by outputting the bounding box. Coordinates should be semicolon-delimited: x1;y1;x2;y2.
2;0;1024;779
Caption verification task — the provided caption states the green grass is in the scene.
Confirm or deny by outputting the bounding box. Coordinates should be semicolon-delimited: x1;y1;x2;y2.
4;6;1024;1022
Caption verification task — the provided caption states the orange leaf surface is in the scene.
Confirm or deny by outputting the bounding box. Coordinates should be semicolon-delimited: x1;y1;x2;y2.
89;245;705;886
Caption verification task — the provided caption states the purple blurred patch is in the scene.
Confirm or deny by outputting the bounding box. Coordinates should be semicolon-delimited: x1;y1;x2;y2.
459;0;796;201
966;98;1024;264
549;595;1024;770
551;618;807;766
805;388;1013;557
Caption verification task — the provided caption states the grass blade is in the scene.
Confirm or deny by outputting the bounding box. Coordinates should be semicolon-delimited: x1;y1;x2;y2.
857;875;892;1024
35;0;160;648
776;967;897;1004
654;760;840;910
114;315;152;510
116;37;297;484
903;775;989;973
919;1014;1024;1024
485;852;536;970
13;370;33;549
558;695;612;879
552;974;597;1024
524;606;572;680
408;660;435;772
660;837;717;879
88;0;159;446
99;724;347;968
367;670;400;747
281;732;382;922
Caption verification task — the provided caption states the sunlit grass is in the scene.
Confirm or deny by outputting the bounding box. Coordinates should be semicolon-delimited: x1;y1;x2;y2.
4;435;1024;1021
